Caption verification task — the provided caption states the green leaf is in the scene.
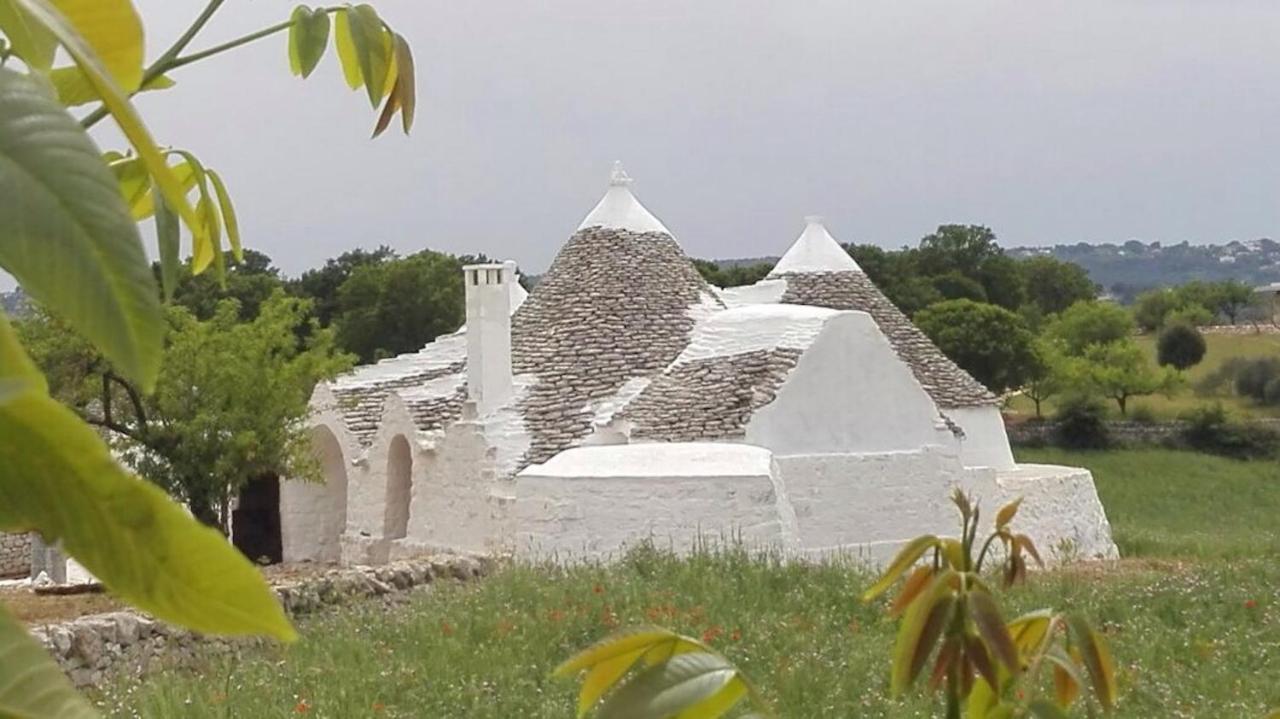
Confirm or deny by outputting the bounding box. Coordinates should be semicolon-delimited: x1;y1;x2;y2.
0;66;163;388
288;5;330;79
890;570;956;694
333;8;364;90
155;191;180;300
595;652;740;719
0;0;57;69
50;0;144;91
0;316;297;641
995;497;1022;530
967;589;1020;675
556;627;708;678
206;169;241;262
392;32;416;133
50;66;171;107
11;0;208;273
1008;609;1055;655
347;3;390;107
1027;699;1072;719
862;534;939;602
1067;614;1118;709
578;647;649;718
0;605;97;718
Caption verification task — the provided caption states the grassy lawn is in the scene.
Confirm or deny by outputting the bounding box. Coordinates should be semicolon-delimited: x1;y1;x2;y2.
97;449;1280;718
1007;331;1280;420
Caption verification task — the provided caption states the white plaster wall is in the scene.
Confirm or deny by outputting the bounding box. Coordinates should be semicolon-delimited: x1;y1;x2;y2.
514;444;796;561
716;279;787;308
778;448;961;560
401;418;515;555
947;406;1016;470
747;312;957;455
280;423;351;563
987;464;1119;561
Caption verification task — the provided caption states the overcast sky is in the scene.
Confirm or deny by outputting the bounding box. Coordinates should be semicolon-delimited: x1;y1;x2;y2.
15;0;1280;289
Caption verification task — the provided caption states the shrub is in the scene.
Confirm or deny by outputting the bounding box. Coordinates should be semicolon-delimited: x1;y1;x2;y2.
1179;404;1279;460
1156;323;1207;370
1053;395;1112;449
1166;305;1214;328
1234;358;1280;404
1128;403;1158;424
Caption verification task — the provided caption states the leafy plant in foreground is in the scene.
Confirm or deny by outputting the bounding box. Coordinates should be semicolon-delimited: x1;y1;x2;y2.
863;491;1118;718
555;626;771;719
0;0;415;714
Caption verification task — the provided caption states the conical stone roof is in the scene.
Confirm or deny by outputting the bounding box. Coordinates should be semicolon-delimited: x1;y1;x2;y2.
770;217;998;409
511;164;721;464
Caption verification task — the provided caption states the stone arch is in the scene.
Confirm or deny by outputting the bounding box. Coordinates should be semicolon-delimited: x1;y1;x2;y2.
311;425;349;562
383;435;413;540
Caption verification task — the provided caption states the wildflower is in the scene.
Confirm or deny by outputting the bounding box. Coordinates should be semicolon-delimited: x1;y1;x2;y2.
702;625;723;643
730;628;742;641
294;699;310;713
593;584;605;595
440;621;455;636
372;701;386;712
1245;599;1258;609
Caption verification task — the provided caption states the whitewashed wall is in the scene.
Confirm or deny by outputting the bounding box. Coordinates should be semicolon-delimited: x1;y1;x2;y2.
948;406;1017;470
746;311;956;455
514;444;796;560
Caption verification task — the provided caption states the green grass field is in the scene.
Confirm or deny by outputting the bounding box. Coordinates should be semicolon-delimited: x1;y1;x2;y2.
97;449;1280;718
1007;331;1280;420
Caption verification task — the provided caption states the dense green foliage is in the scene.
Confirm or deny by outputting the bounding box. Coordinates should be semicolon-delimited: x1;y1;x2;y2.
692;259;773;288
98;449;1280;718
18;294;353;527
1133;280;1256;331
1177;404;1278;460
914;299;1035;394
1046;301;1133;355
1156;323;1206;370
1051;395;1112;449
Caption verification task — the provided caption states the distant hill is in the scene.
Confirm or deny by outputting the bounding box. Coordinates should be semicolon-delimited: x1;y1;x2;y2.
711;240;1280;303
1007;239;1280;302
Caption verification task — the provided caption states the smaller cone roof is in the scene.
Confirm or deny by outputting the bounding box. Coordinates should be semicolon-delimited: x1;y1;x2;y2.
769;216;862;277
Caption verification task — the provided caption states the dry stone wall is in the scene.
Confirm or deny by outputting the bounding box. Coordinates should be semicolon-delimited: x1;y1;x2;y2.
511;226;720;465
624;348;803;442
332;361;466;445
0;532;30;578
27;555;491;688
778;271;997;409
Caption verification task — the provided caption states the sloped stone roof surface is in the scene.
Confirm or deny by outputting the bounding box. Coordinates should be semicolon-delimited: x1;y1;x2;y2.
777;271;998;408
511;225;719;465
622;347;803;442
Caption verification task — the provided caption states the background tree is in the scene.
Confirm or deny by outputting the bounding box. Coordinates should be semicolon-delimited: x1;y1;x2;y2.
917;224;1002;277
21;293;353;529
288;246;396;326
1021;338;1070;418
1079;339;1181;416
1132;288;1181;332
167;249;285;321
692;259;773;288
1212;280;1255;324
1156;323;1207;371
1019;255;1098;315
931;271;988;303
976;253;1027;310
1047;300;1133;355
334;249;468;362
914;299;1036;394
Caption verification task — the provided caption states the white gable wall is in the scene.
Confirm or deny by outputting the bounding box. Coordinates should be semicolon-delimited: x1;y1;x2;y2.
947;406;1017;470
746;311;956;455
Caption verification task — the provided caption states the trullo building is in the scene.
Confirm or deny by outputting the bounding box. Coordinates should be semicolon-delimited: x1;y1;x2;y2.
279;165;1117;565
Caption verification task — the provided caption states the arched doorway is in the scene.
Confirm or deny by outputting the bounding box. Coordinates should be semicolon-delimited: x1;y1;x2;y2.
383;435;413;540
313;426;349;562
233;475;282;564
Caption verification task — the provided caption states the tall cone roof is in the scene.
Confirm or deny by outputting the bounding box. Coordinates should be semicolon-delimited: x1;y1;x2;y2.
769;216;862;277
512;164;719;465
577;161;671;235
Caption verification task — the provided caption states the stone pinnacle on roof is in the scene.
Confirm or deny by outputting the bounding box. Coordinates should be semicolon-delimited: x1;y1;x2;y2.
768;215;863;277
576;161;672;235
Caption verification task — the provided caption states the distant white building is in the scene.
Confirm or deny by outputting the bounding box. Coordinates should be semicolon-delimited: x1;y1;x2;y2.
279;165;1117;565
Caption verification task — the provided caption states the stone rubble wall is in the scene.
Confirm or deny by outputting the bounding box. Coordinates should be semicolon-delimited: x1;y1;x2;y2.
1006;418;1280;446
0;532;31;578
778;271;998;409
26;555;492;688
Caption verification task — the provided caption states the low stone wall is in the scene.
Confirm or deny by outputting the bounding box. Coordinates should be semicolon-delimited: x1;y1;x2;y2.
1201;324;1280;336
26;555;491;688
1007;418;1280;447
0;532;31;578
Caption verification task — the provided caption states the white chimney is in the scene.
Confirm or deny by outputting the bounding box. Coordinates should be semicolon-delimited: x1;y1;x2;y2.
463;261;516;414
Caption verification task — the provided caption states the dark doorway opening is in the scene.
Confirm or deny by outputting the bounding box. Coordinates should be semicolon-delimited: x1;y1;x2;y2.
233;475;283;565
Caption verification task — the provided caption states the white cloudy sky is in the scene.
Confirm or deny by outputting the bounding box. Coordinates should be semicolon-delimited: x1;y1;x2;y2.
28;0;1280;286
